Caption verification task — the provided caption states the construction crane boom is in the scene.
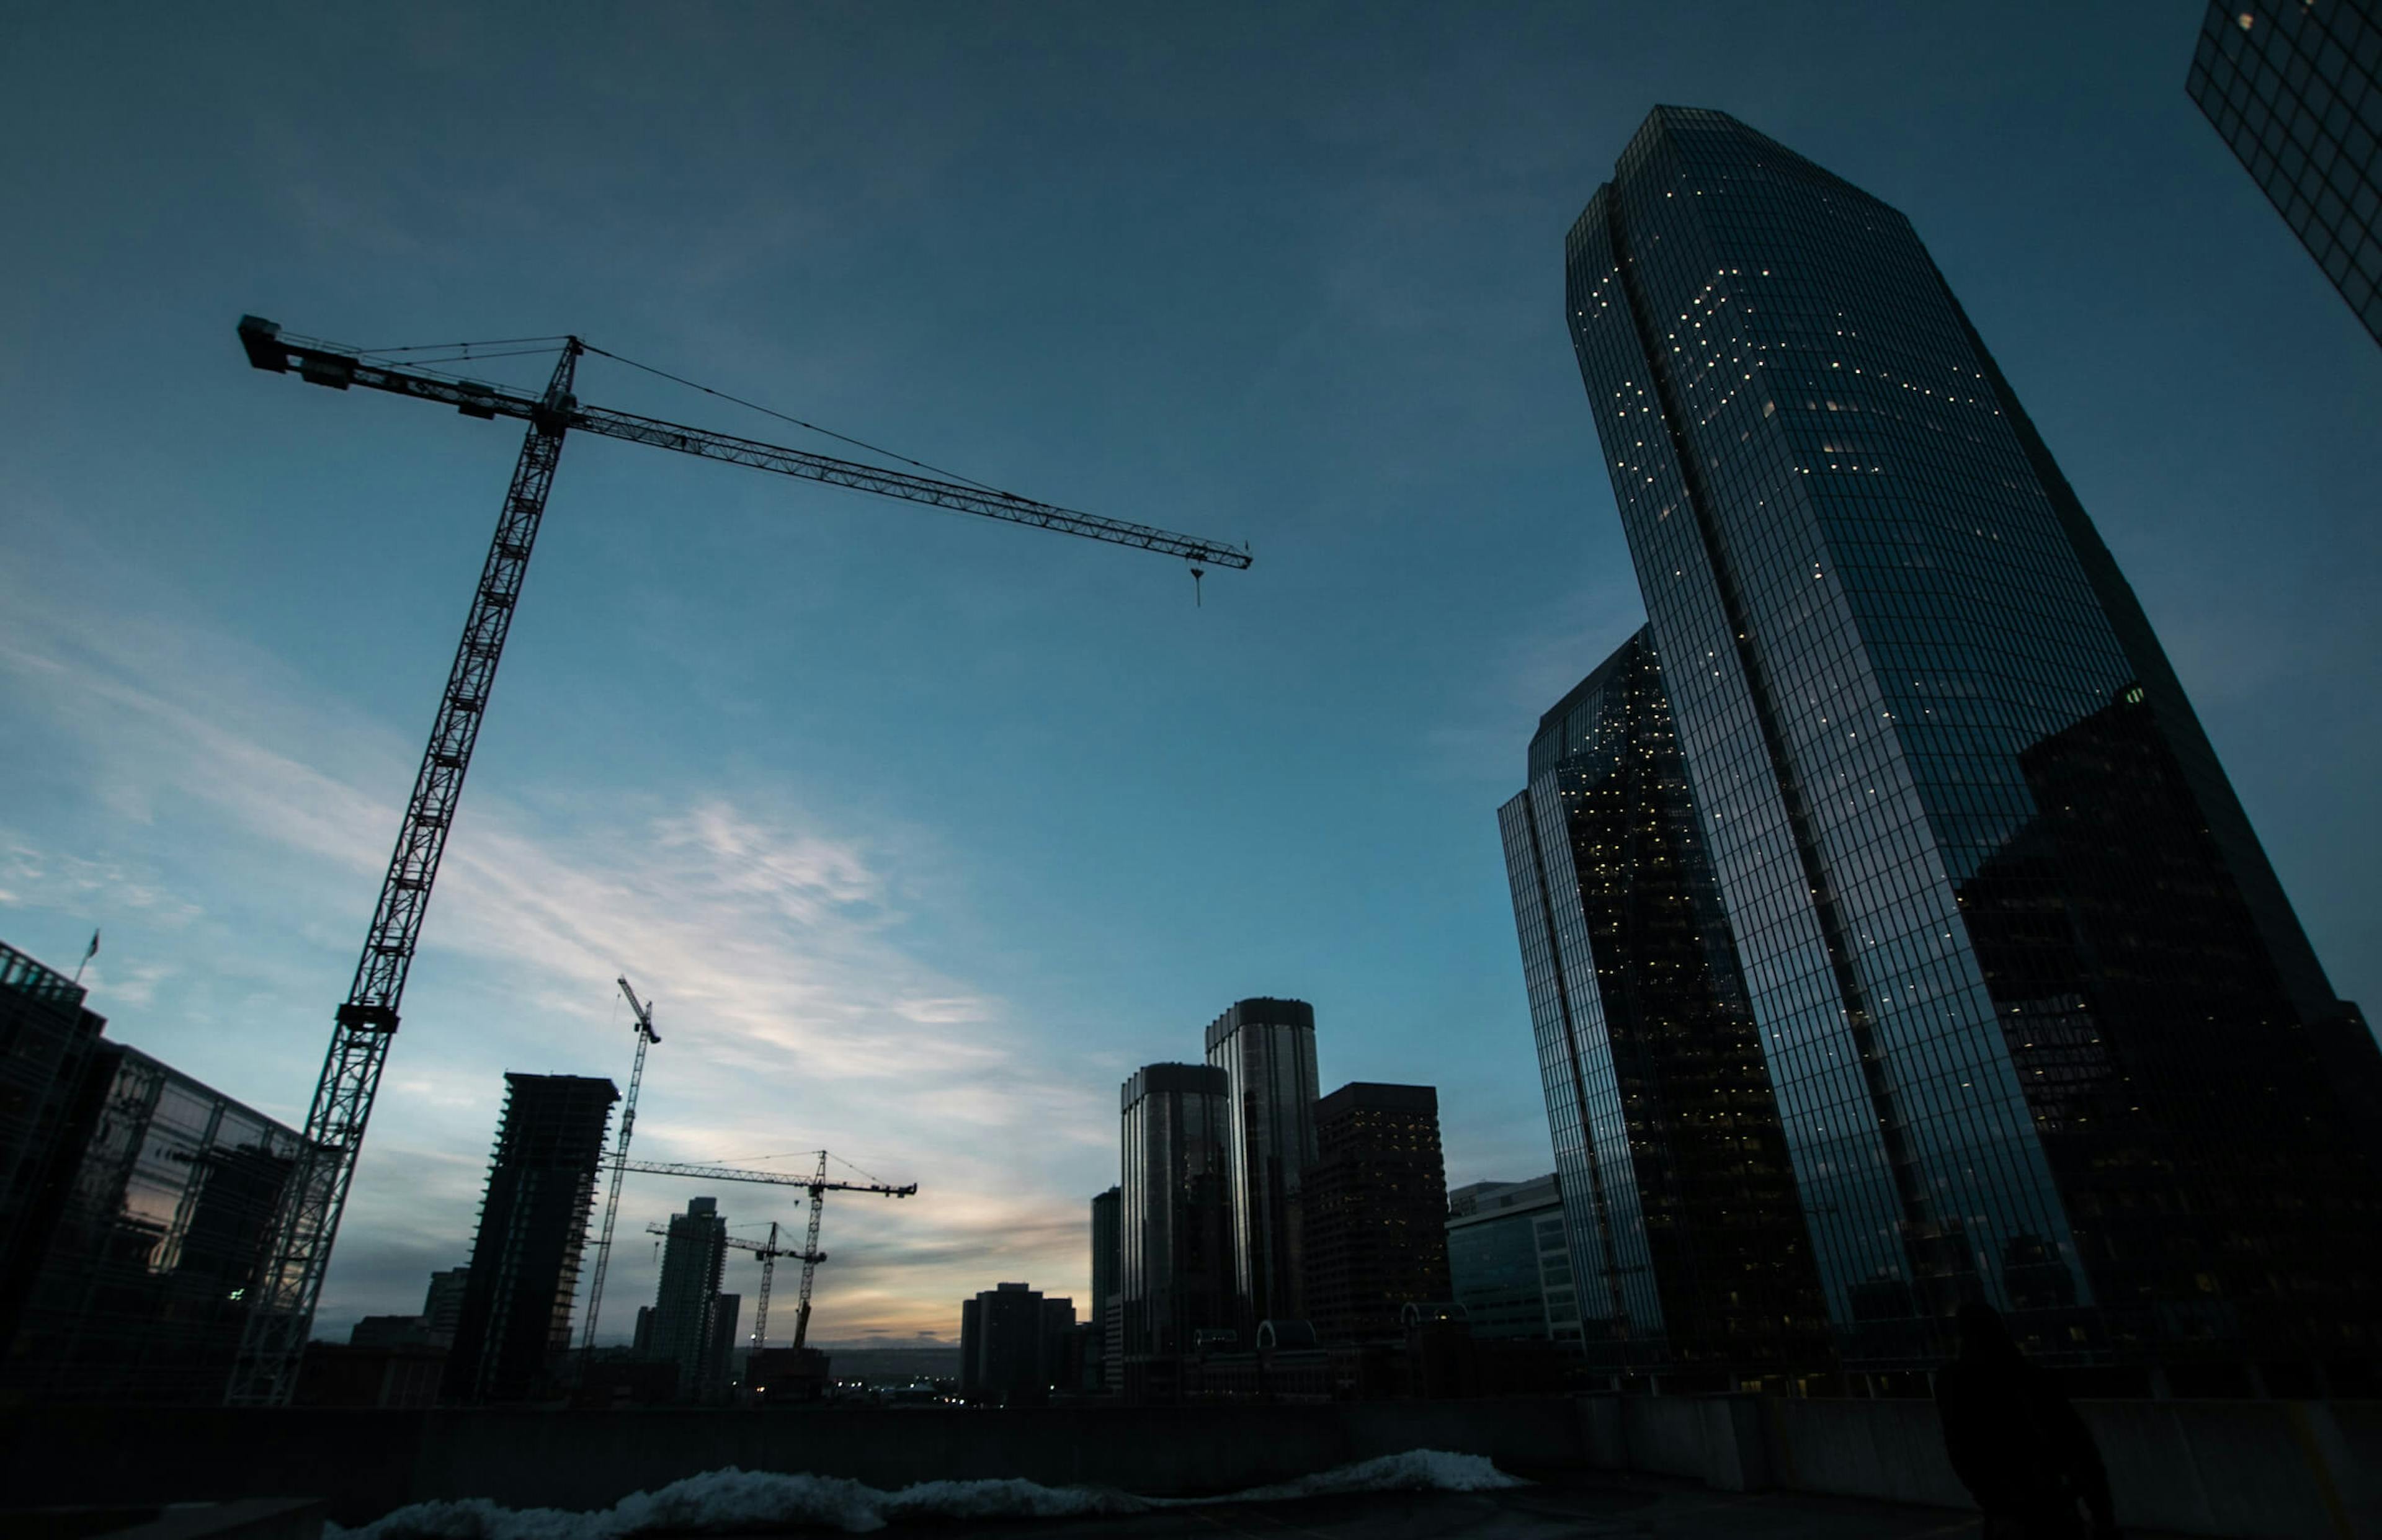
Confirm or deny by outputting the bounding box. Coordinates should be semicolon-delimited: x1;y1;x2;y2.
610;1157;916;1198
236;319;1254;569
580;977;662;1363
225;309;1213;1404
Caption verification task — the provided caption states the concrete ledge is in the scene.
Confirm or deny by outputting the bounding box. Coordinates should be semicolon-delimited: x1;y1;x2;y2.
2;1395;2373;1538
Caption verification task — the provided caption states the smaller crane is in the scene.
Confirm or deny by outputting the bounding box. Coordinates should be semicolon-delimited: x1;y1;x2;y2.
645;1220;819;1348
579;977;661;1360
611;1152;912;1349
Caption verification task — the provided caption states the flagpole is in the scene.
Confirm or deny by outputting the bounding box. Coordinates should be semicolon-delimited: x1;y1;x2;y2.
72;928;97;986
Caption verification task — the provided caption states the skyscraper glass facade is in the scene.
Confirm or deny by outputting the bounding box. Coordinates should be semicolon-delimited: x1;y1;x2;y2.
1445;1177;1581;1342
1562;107;2381;1373
0;1042;300;1404
1117;1062;1233;1394
1499;630;1829;1379
1203;997;1319;1331
2189;1;2382;345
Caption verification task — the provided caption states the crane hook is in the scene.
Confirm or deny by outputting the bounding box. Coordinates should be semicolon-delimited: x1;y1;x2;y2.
1190;566;1204;608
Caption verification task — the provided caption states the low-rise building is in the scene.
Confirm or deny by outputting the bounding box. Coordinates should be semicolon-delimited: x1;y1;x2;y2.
1445;1175;1580;1344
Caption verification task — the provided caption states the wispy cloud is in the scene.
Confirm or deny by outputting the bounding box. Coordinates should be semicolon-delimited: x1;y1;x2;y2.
0;569;1102;1338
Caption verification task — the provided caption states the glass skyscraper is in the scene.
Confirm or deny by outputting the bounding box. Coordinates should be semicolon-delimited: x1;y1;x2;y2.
2188;1;2382;346
1117;1062;1233;1398
1203;997;1319;1332
1558;106;2381;1378
1500;628;1830;1383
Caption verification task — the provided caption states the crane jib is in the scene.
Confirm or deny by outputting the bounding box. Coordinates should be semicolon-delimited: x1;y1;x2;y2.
234;316;1252;567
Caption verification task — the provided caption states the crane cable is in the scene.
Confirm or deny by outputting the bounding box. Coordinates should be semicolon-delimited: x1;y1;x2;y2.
579;342;1020;499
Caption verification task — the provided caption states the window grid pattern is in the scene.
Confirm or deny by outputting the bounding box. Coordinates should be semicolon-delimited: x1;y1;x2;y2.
1563;106;2382;1369
2190;0;2382;344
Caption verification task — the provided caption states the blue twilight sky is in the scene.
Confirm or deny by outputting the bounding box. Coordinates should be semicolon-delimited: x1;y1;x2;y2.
2;4;2376;1346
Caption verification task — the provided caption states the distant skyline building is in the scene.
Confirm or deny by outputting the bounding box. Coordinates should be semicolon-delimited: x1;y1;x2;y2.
422;1266;469;1346
707;1292;741;1400
1445;1177;1581;1343
1296;1082;1450;1343
2188;1;2382;345
1117;1062;1234;1397
1089;1185;1120;1391
1203;997;1319;1332
1563;105;2382;1374
1499;630;1831;1381
442;1072;617;1404
648;1196;729;1402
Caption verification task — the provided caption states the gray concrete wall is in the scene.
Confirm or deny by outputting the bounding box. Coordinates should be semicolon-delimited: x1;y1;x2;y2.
0;1399;1587;1527
3;1394;2373;1536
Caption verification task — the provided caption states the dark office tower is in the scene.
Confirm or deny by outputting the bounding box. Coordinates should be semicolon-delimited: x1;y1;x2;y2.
2188;3;2382;345
958;1281;1076;1404
648;1196;728;1402
1118;1063;1233;1397
705;1292;740;1400
1564;107;2382;1377
1089;1186;1121;1389
1297;1083;1450;1343
1203;998;1319;1332
1497;631;1829;1382
442;1074;617;1404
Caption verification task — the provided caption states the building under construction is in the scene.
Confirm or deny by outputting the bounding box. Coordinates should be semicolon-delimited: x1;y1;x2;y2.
442;1074;617;1404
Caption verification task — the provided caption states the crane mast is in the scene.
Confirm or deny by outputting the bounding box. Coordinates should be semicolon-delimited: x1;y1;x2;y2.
226;343;583;1406
579;977;661;1362
751;1220;782;1348
793;1151;832;1350
225;314;1234;1404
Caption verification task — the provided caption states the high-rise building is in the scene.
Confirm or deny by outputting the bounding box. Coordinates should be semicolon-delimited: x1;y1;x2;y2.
1203;999;1319;1331
422;1267;469;1346
2188;2;2382;345
442;1073;617;1404
1561;105;2382;1376
1296;1082;1450;1343
647;1196;728;1402
1089;1185;1120;1391
1445;1177;1581;1342
1117;1062;1233;1397
1499;631;1831;1381
707;1292;740;1400
957;1280;1075;1404
0;1023;300;1404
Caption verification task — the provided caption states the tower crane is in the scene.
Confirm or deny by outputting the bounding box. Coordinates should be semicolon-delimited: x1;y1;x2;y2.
615;1151;911;1348
580;977;662;1361
224;317;1247;1404
645;1220;817;1349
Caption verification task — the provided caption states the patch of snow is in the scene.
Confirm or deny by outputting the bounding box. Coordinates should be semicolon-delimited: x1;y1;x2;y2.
1198;1449;1528;1502
331;1448;1522;1539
